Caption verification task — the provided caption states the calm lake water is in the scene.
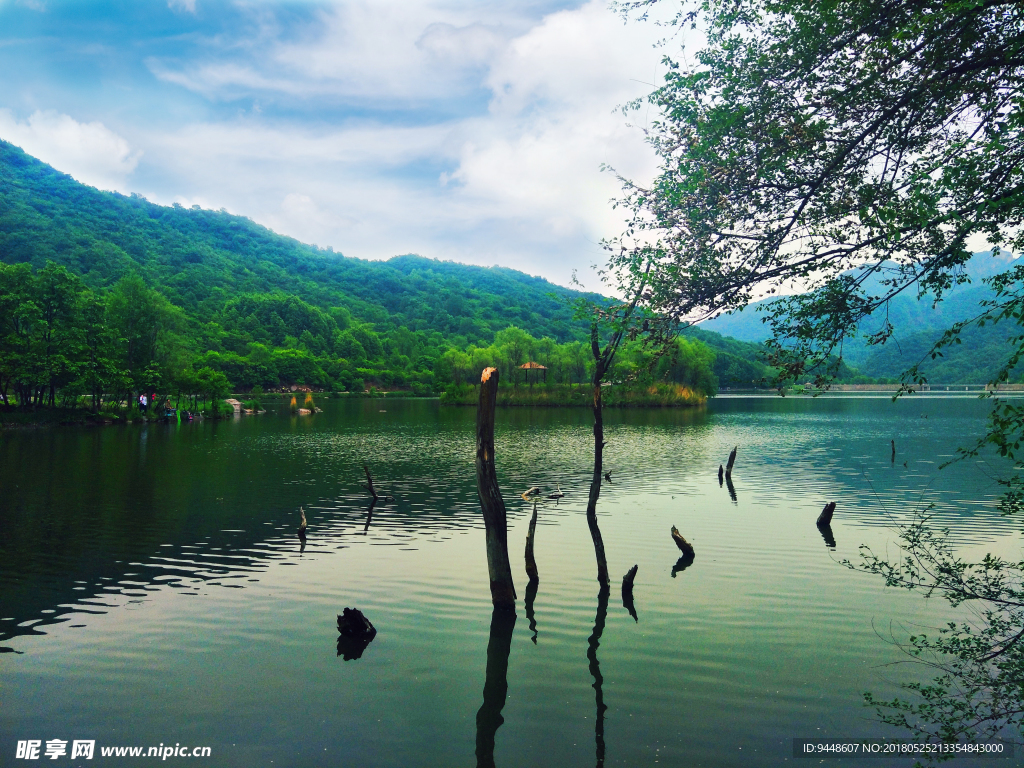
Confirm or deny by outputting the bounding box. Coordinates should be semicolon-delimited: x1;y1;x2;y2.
1;394;1021;766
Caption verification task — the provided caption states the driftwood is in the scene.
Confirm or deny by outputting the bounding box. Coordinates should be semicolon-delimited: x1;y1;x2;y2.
297;507;307;540
671;526;695;557
891;439;896;463
725;446;737;477
362;463;378;501
525;501;539;582
621;565;639;623
476;367;517;609
816;501;836;526
718;464;724;485
361;465;395;502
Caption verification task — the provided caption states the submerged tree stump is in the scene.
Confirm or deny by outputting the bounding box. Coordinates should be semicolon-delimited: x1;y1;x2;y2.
525;501;539;583
336;607;377;660
725;446;738;477
337;607;376;638
671;526;695;557
362;463;379;501
816;501;836;526
476;367;517;609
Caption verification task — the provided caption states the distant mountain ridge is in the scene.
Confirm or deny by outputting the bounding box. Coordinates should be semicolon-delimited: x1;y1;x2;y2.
701;253;1022;383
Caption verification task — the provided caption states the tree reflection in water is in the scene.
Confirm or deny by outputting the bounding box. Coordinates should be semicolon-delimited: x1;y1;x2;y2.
817;521;836;549
671;552;695;577
725;473;737;503
587;583;610;767
525;578;539;644
475;608;516;768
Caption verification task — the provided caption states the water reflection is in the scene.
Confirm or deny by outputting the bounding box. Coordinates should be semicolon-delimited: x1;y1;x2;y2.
336;608;377;661
671;553;696;577
525;579;539;644
363;499;376;534
475;608;516;768
817;522;837;549
587;584;610;768
621;565;639;623
725;473;737;503
336;632;372;660
2;396;1019;765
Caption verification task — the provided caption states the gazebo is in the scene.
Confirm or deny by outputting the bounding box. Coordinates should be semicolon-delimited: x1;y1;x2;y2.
519;361;547;385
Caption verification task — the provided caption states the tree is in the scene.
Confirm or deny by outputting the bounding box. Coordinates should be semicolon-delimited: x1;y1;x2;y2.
612;0;1024;746
494;325;532;384
611;0;1024;386
106;274;184;392
847;512;1024;748
0;263;34;406
573;288;649;586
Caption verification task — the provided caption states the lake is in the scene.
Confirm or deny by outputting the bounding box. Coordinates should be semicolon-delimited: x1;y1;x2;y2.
1;394;1020;766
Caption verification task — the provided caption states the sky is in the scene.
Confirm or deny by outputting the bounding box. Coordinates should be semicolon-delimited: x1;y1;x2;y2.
0;0;690;291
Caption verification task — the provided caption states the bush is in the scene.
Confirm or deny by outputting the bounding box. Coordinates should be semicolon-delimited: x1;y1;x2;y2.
203;400;236;418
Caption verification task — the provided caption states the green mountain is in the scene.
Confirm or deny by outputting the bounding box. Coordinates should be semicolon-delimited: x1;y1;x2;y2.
1;139;756;402
701;253;1022;383
0;140;601;345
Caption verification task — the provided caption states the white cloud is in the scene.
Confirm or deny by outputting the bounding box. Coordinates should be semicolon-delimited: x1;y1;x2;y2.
5;1;690;290
148;2;528;104
0;109;141;191
167;0;196;13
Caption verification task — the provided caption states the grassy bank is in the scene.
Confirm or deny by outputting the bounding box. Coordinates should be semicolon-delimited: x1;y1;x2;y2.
0;407;120;428
0;399;236;429
439;382;706;407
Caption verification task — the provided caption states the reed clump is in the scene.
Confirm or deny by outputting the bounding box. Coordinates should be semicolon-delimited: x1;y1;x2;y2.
440;382;705;408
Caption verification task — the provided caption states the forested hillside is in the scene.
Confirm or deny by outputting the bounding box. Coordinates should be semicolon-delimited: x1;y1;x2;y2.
701;252;1022;383
0;140;739;405
0;140;599;343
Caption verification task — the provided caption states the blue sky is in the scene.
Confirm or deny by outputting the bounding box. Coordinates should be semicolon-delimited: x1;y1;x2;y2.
0;0;685;289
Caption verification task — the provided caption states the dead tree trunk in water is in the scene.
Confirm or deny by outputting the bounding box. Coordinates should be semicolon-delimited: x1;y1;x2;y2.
579;265;651;587
586;324;611;586
476;367;517;609
362;463;378;501
525;500;539;582
725;446;737;477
